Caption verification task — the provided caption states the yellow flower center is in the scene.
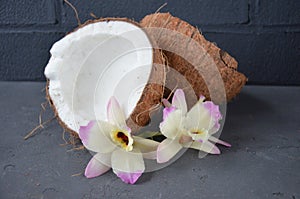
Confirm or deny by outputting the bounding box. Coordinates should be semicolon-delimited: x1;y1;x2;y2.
111;129;133;151
189;128;209;142
191;130;205;135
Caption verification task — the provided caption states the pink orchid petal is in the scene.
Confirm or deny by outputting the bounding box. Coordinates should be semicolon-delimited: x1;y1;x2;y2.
159;109;183;139
162;106;176;121
85;153;111;178
79;121;116;153
203;101;222;131
133;136;159;160
79;121;96;143
185;102;210;131
116;171;143;184
209;145;221;154
209;136;231;147
190;140;221;155
111;149;145;175
186;99;221;133
172;89;187;115
203;101;222;120
217;140;231;147
157;138;183;163
199;95;205;101
107;96;127;128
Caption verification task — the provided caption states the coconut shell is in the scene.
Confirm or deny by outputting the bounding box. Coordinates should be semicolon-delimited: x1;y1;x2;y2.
46;79;79;138
127;44;166;131
140;13;247;105
46;18;166;135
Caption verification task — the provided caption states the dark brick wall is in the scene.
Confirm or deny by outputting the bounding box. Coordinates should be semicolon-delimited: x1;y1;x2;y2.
0;0;299;84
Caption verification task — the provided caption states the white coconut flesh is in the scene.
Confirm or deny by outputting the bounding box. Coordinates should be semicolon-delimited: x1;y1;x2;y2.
44;20;153;133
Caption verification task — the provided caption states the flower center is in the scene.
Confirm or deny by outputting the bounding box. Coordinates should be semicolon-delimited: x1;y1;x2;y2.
111;129;133;151
116;132;129;145
189;129;208;142
191;131;204;135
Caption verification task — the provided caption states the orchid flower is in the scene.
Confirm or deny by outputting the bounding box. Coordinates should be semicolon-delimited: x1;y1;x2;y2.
79;97;159;184
157;89;231;163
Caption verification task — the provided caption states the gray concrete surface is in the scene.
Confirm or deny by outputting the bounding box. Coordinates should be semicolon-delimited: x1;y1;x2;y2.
0;82;299;199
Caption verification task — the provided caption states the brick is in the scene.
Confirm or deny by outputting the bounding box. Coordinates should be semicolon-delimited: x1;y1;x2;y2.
204;32;300;85
0;0;299;85
61;0;249;27
0;0;57;25
255;0;300;25
165;0;249;25
0;31;299;85
0;32;63;81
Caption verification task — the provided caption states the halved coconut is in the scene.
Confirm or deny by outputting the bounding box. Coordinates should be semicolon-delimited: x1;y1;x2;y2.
45;18;165;135
140;13;247;105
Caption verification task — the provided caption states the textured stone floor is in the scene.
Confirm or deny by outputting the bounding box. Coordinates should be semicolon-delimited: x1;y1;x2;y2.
0;82;299;199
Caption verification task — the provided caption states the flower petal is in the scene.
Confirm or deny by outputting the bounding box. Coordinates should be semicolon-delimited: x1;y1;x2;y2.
79;121;116;153
190;140;220;154
157;138;183;163
133;136;159;159
85;153;111;178
111;148;144;184
203;101;222;121
115;171;143;184
179;134;193;145
162;106;176;121
189;131;209;143
209;136;231;147
111;148;145;174
199;95;205;101
107;96;127;128
185;102;215;132
172;89;187;115
159;109;184;139
203;101;222;133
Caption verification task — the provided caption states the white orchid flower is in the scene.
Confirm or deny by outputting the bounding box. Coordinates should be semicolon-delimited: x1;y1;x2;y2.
157;89;231;163
79;97;159;184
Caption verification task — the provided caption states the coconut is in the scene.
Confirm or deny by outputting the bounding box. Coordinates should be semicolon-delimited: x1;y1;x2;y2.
45;18;165;135
140;13;247;105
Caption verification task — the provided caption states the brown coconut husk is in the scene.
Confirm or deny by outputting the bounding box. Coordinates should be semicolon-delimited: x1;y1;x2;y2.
46;18;166;136
126;49;166;131
140;13;247;105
